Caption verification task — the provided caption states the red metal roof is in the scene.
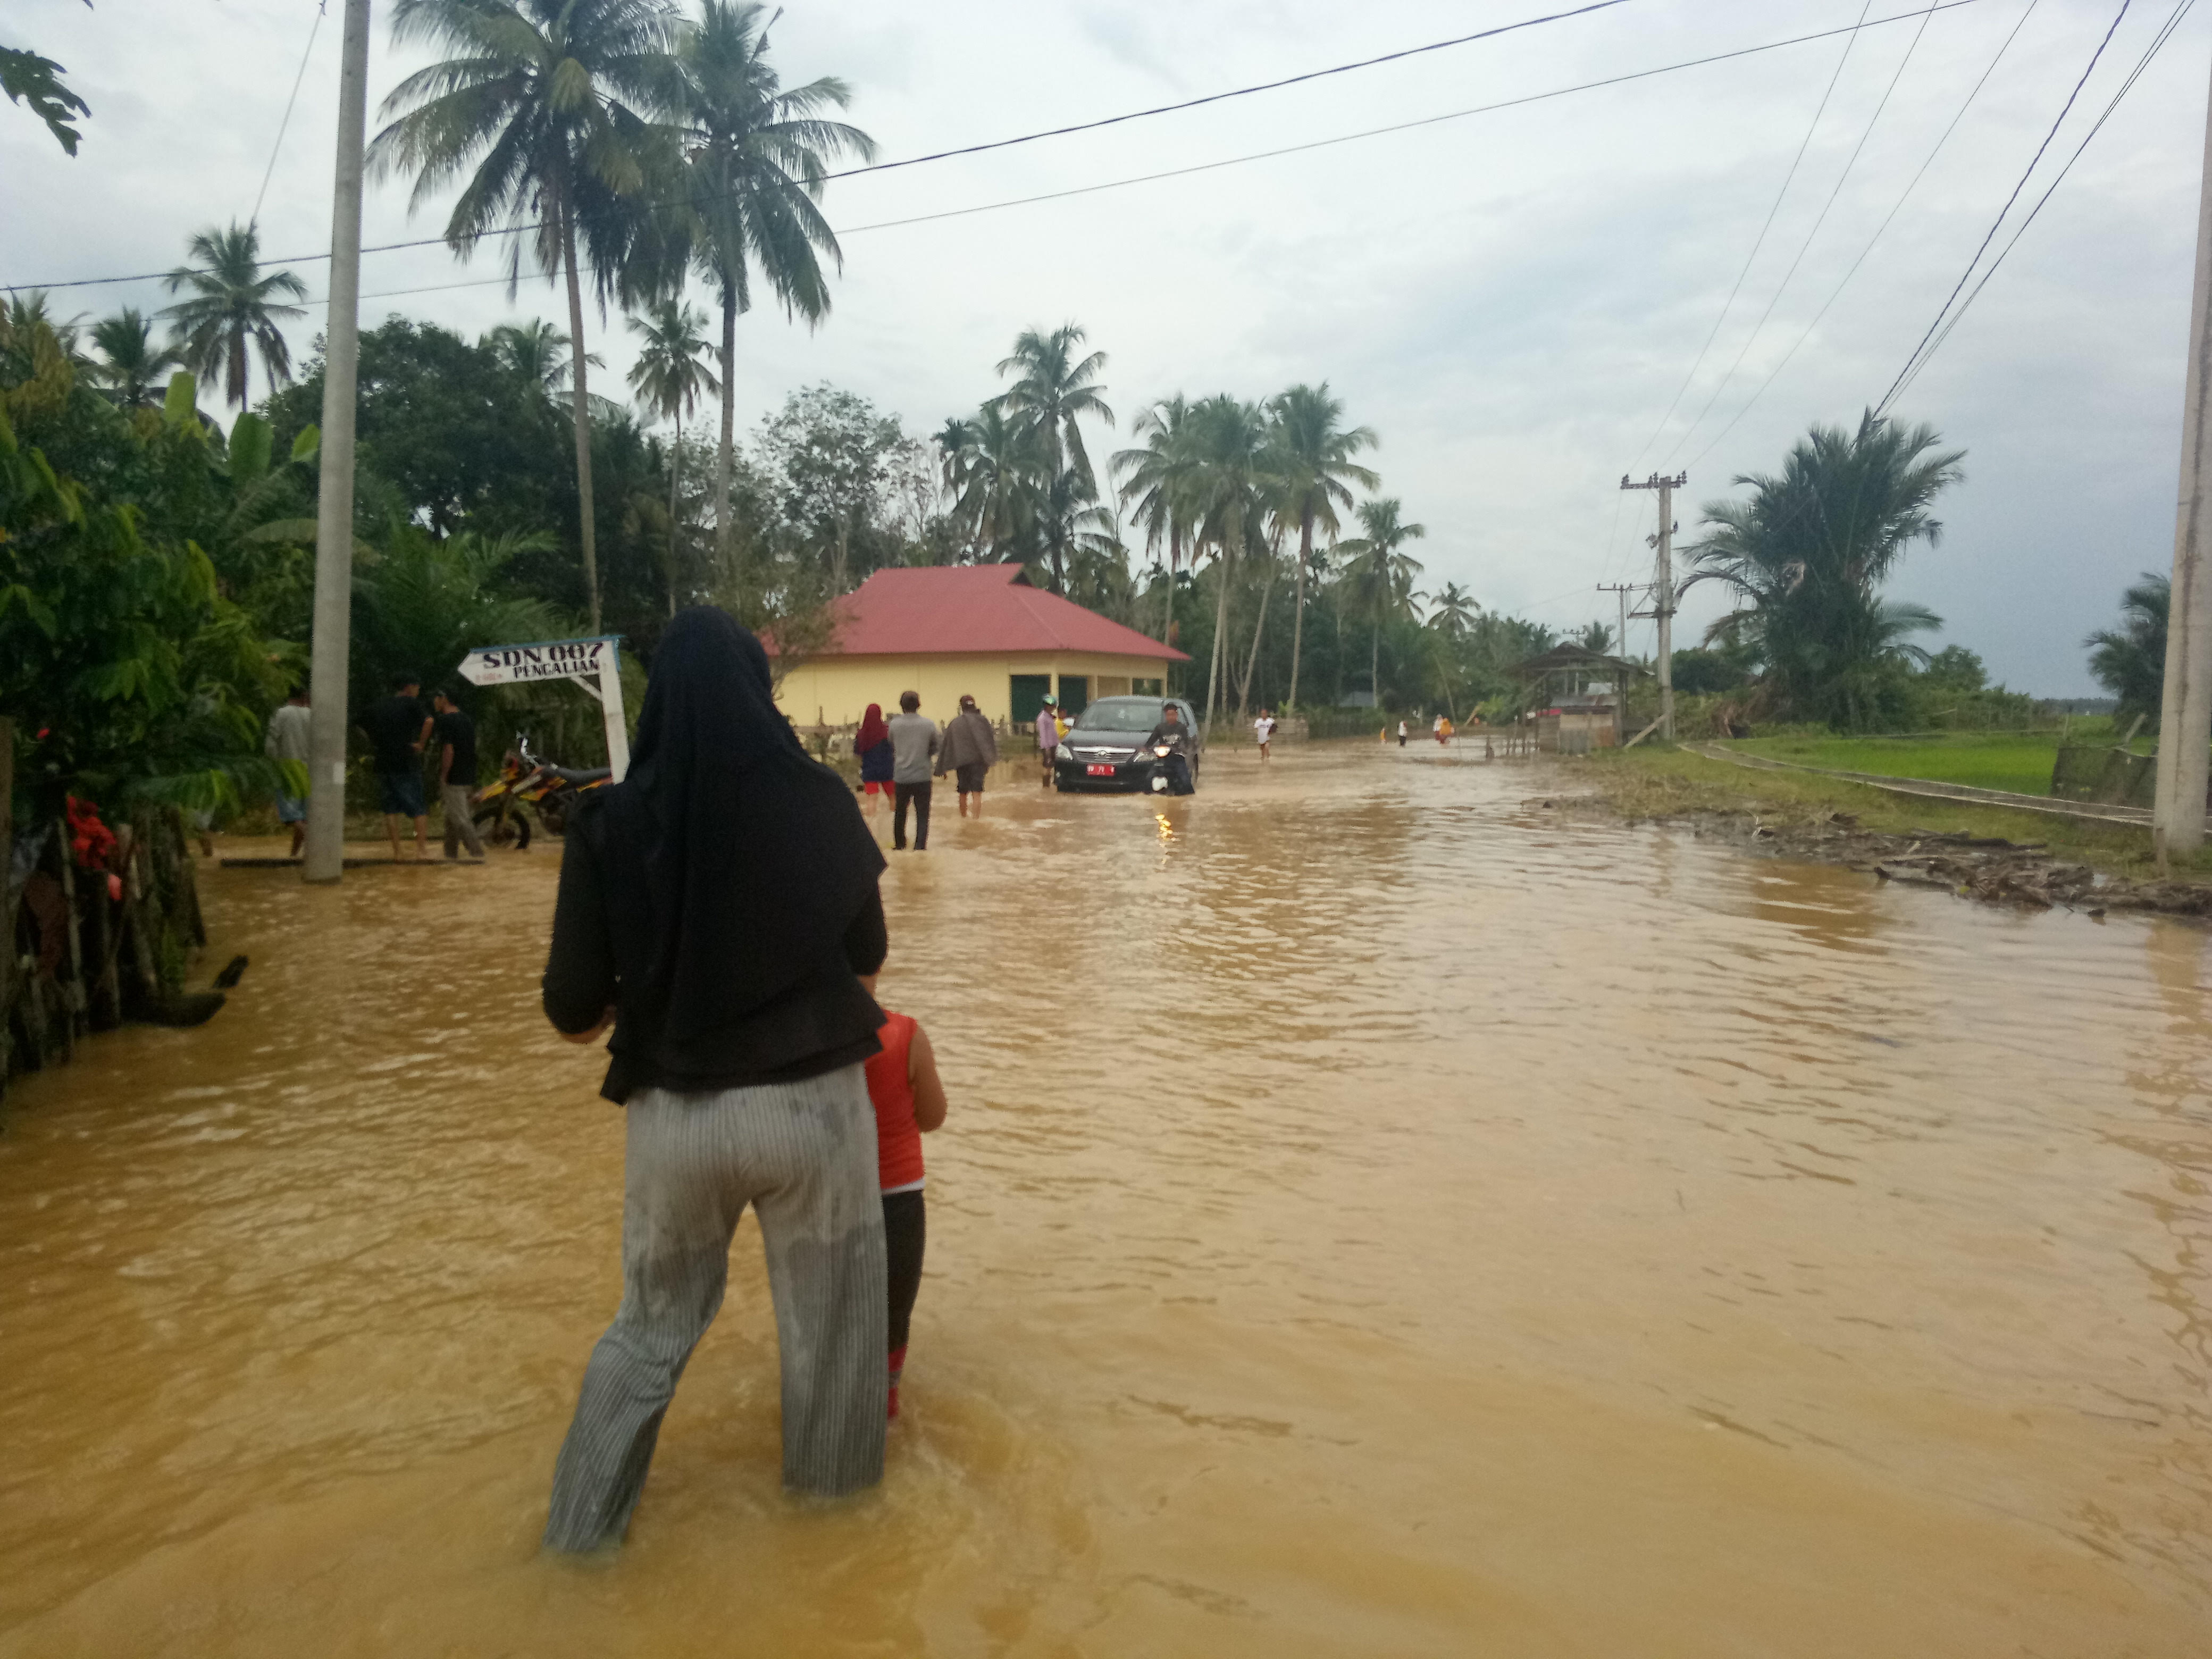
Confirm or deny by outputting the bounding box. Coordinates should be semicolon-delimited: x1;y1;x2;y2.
781;565;1188;661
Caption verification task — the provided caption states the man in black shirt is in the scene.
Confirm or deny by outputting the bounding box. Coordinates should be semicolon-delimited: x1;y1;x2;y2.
360;673;432;860
431;688;485;860
1142;702;1196;794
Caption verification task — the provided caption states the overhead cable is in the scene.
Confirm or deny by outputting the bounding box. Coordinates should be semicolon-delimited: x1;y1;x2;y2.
1;0;1640;295
1874;0;2135;413
1666;0;1926;465
250;2;327;231
5;0;1990;296
1686;0;2046;469
1630;3;1876;476
1882;0;2194;409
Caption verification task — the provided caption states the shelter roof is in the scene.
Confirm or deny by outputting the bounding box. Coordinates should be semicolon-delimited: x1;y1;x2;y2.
1513;643;1648;679
779;564;1188;661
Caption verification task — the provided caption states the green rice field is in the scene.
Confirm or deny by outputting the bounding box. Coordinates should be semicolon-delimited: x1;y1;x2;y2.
1723;726;2142;798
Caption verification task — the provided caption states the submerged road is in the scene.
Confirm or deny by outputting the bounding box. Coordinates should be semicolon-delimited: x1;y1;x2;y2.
0;742;2205;1656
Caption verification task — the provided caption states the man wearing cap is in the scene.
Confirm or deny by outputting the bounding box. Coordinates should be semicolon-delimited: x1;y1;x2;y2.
1035;693;1061;787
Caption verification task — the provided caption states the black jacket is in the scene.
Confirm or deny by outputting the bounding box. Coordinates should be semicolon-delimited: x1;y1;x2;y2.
542;795;887;1103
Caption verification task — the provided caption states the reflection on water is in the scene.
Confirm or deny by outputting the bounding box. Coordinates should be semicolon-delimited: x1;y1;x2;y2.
1;743;2207;1656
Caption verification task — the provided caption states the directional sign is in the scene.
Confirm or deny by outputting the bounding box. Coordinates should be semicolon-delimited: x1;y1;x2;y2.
457;635;630;781
458;636;615;688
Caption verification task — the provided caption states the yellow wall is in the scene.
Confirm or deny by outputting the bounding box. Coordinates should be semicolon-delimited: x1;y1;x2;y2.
774;652;1171;729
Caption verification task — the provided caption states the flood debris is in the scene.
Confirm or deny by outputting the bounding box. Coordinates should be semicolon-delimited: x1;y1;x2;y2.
1546;798;2212;919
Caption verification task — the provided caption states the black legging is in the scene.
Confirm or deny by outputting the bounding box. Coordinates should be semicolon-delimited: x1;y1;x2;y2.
883;1189;925;1351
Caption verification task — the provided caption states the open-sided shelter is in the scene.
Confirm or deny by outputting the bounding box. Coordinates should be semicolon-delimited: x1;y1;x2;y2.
1514;642;1648;751
770;565;1188;730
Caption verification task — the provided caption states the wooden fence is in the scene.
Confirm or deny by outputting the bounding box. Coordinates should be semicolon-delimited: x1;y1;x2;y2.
2;718;212;1104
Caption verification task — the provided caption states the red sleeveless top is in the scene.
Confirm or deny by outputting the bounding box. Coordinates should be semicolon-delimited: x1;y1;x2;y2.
864;1010;925;1191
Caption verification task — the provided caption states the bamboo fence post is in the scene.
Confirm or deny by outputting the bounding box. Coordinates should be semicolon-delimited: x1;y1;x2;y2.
0;717;11;1094
53;820;82;1058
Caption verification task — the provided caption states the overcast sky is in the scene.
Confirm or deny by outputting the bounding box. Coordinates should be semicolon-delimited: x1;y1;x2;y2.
5;0;2207;693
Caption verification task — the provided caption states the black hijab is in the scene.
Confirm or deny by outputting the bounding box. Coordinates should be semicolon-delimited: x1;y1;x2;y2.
611;607;884;1042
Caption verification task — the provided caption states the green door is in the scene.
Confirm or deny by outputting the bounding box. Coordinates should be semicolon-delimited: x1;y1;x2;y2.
1010;674;1052;725
1058;676;1088;717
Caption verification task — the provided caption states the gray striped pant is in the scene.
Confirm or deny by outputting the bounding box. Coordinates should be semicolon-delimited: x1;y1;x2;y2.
542;1066;887;1552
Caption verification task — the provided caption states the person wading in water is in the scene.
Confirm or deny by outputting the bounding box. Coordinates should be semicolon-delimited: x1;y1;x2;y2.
540;607;892;1552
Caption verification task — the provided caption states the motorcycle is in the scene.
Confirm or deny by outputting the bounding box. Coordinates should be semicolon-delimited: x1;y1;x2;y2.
1146;741;1195;796
472;735;611;849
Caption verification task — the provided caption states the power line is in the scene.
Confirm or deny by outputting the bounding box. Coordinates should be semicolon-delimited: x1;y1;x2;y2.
810;0;1642;185
4;0;1992;297
1875;0;2135;413
2;0;1641;295
1665;0;1937;464
1686;0;2046;470
1627;2;1874;476
1884;0;2194;408
250;2;326;231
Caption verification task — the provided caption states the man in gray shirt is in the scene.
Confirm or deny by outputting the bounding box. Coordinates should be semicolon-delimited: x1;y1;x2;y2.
886;690;940;851
263;684;312;857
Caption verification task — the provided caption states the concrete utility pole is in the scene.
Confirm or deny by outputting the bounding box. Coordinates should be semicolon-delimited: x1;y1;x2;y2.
2154;47;2212;862
1621;473;1685;740
1598;580;1639;744
304;0;372;885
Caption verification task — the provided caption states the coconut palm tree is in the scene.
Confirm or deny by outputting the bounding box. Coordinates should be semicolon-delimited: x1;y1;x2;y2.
87;308;180;409
1338;498;1427;707
160;222;306;408
1267;383;1376;713
1112;394;1201;647
1182;395;1273;727
993;323;1113;594
627;297;720;614
2085;573;2170;730
1428;581;1479;640
1575;620;1614;653
941;403;1042;563
1681;410;1963;728
368;0;688;632
483;319;604;410
669;0;875;583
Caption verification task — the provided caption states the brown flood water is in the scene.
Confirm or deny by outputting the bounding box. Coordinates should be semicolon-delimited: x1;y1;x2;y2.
2;742;2208;1656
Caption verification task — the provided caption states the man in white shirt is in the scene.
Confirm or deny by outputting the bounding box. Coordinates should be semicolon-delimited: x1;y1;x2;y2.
1254;709;1276;761
263;685;312;857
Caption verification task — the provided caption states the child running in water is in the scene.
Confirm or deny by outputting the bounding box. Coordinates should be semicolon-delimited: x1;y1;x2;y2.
860;974;949;1419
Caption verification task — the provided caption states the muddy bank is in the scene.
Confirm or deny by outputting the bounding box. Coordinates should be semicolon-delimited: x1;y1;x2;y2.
1549;792;2212;918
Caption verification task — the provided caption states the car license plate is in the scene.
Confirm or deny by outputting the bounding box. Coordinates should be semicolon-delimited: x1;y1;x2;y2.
1086;763;1115;776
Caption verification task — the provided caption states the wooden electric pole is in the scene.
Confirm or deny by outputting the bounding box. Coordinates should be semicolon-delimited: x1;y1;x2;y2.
2154;47;2212;863
1622;473;1685;740
304;0;371;884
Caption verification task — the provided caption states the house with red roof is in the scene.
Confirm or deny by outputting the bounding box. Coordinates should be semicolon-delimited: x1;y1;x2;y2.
770;564;1188;729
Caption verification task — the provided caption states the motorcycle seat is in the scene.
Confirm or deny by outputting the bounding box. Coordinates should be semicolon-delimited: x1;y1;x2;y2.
547;765;611;785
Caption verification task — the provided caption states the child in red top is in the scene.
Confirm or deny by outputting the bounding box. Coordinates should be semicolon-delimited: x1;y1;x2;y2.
860;976;949;1419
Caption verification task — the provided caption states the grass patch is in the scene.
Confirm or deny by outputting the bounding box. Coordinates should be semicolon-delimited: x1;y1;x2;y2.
1726;730;2084;797
1583;745;2212;886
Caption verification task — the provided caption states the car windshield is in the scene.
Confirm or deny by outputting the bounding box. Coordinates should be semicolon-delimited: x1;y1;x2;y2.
1072;699;1166;733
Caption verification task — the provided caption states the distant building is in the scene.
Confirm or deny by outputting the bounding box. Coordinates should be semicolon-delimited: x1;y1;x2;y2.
1513;642;1649;751
769;564;1188;729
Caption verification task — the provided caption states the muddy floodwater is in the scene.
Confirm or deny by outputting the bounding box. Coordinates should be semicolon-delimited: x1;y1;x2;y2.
2;742;2208;1656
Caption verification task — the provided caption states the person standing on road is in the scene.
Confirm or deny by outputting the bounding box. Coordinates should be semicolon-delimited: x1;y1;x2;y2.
1396;719;1408;748
1254;708;1277;762
888;691;940;851
361;674;432;860
264;684;312;857
431;689;485;861
936;694;999;818
539;606;892;1552
855;702;893;820
1035;693;1061;786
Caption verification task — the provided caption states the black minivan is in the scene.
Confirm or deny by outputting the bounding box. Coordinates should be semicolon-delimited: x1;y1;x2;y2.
1051;696;1204;793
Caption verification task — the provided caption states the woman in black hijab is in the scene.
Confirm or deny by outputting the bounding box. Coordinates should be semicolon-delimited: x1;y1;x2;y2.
540;608;891;1552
